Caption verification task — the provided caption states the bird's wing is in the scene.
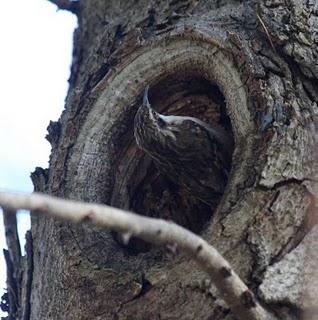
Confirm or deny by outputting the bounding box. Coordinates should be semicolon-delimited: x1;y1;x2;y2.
165;116;233;160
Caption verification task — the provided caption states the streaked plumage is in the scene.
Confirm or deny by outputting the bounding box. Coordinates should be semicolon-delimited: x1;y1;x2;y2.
134;86;233;205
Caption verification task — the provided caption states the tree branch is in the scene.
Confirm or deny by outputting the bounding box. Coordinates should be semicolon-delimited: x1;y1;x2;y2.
2;209;22;317
0;191;276;320
2;208;21;268
47;0;79;14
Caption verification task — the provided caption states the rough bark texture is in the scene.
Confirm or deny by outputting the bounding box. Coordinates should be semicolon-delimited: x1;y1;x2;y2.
4;0;318;319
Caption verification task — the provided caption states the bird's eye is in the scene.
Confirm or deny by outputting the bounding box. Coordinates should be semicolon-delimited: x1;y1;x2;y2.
157;117;166;128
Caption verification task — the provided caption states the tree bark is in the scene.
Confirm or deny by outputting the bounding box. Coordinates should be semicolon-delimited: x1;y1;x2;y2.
4;0;318;319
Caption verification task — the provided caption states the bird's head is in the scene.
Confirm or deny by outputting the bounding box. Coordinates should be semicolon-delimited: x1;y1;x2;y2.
134;86;175;150
140;86;166;128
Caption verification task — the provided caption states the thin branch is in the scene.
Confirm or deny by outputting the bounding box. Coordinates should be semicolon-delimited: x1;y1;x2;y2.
3;249;19;317
256;13;276;53
2;208;21;267
0;191;276;320
47;0;79;15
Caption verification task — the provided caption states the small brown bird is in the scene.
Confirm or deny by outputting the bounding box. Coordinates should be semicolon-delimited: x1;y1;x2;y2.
134;86;233;205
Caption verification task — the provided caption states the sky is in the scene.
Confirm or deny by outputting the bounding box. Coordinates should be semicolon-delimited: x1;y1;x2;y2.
0;0;77;315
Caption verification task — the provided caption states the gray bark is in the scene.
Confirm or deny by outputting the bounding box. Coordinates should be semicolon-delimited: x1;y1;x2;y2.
3;0;318;319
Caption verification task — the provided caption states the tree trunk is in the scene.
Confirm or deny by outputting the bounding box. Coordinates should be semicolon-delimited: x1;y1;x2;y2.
6;0;318;319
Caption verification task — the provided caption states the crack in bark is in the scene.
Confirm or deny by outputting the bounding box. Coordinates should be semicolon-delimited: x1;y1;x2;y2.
258;177;308;191
267;190;280;213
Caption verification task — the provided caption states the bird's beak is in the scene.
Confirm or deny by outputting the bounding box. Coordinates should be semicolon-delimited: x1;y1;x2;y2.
143;85;150;108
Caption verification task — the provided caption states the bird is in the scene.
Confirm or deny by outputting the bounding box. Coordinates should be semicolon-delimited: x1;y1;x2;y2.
134;86;234;206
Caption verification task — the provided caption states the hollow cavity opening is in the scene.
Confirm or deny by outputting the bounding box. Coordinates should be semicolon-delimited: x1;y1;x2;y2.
112;74;233;255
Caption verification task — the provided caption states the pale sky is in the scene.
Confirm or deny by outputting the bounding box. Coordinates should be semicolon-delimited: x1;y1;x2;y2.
0;0;77;315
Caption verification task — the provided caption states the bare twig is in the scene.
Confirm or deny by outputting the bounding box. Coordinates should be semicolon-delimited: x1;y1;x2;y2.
256;13;276;53
47;0;79;14
2;209;22;316
0;191;276;320
2;209;21;267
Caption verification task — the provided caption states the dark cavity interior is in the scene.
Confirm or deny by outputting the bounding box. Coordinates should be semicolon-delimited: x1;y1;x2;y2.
112;74;233;255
